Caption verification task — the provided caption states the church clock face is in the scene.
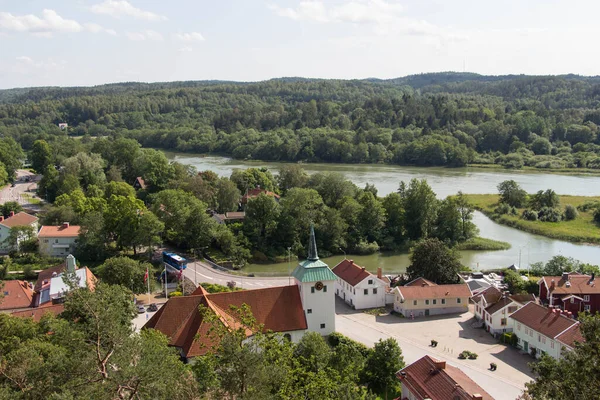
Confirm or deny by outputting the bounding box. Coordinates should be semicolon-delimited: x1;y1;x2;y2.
315;281;324;291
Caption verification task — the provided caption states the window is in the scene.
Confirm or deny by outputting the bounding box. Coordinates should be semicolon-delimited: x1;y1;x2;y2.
517;323;521;331
433;299;437;305
320;323;325;329
550;340;555;349
542;336;546;344
457;298;462;304
323;285;327;292
425;299;430;305
368;279;373;285
584;295;590;302
508;306;518;313
307;309;312;314
413;300;417;306
501;318;507;326
55;239;58;243
364;289;368;295
584;305;591;312
570;297;574;304
44;239;48;243
353;289;355;294
441;299;446;305
373;288;377;294
311;287;315;294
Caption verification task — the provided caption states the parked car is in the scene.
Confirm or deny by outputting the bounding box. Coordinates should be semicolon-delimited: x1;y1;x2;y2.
147;303;158;312
136;305;145;314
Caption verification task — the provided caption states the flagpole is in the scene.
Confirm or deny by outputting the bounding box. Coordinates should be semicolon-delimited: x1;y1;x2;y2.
164;263;167;299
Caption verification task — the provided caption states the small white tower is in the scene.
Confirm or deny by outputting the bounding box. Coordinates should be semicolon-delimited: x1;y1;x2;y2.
292;226;336;335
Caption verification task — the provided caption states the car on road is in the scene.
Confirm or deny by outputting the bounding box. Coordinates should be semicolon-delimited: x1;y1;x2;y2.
136;305;146;313
147;303;158;312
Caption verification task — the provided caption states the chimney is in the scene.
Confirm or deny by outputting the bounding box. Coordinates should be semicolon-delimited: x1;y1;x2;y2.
472;395;483;400
590;273;595;283
361;267;366;271
62;222;70;229
562;272;570;282
66;254;77;274
422;283;427;287
433;360;446;370
567;311;573;318
9;211;15;217
377;267;382;279
550;279;555;289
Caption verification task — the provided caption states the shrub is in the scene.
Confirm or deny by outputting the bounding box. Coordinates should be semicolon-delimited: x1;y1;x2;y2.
594;208;600;224
495;203;511;215
168;291;183;298
522;209;538;221
354;240;379;255
538;207;562;222
564;204;578;221
577;201;600;212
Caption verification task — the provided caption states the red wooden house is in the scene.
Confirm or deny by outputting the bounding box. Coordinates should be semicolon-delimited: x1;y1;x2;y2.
538;272;600;316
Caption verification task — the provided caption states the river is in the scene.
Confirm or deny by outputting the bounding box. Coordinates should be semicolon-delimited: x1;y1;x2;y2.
165;152;600;273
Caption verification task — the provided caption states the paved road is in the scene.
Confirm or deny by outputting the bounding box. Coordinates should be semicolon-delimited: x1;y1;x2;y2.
336;312;526;400
184;259;293;289
0;170;40;205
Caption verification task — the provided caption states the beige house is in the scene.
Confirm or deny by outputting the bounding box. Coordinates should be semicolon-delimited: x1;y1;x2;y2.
393;278;471;318
0;211;39;252
38;223;80;258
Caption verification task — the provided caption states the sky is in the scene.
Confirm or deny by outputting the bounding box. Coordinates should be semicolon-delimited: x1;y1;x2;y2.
0;0;599;89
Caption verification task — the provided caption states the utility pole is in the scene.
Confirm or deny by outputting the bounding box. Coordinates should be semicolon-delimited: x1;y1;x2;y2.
287;247;291;286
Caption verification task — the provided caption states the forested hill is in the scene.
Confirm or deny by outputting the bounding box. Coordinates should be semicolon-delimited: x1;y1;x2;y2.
1;72;600;169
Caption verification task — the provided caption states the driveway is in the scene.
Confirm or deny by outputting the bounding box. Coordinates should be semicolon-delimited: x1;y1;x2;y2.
184;260;292;289
335;299;534;400
0;170;41;205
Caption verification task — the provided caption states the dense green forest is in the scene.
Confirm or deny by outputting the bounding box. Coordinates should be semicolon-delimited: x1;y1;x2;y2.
1;72;600;169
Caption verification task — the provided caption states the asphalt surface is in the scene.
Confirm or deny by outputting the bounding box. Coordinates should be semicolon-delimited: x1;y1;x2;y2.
183;259;293;289
0;170;40;205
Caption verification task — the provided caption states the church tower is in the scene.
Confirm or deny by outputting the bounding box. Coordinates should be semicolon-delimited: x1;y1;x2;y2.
292;226;336;335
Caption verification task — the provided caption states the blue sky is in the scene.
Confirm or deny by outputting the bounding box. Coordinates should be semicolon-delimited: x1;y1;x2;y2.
0;0;599;89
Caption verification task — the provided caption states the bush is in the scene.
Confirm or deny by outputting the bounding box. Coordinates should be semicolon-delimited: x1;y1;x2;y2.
495;203;511;215
168;291;183;298
354;240;379;255
577;201;600;212
538;207;562;222
564;204;578;221
459;350;479;360
522;209;538;221
594;208;600;224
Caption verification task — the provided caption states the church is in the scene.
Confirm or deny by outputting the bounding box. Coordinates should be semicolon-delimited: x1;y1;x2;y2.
144;227;337;361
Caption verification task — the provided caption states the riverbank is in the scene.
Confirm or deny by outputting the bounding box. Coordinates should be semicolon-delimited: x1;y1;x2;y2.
465;194;600;244
455;237;511;251
469;163;600;176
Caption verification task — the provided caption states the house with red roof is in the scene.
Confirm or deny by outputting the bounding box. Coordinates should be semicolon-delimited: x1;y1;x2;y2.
0;211;39;253
145;227;337;360
332;259;389;309
509;301;584;360
472;287;536;335
11;304;65;321
133;177;147;190
0;280;34;313
38;222;80;257
538;272;600;316
393;279;471;318
241;187;280;207
396;355;494;400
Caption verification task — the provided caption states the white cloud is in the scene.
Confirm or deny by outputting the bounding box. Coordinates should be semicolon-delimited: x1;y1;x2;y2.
270;0;467;41
126;30;163;41
84;22;117;35
173;32;205;42
0;9;116;36
15;55;66;70
178;46;193;53
91;0;167;21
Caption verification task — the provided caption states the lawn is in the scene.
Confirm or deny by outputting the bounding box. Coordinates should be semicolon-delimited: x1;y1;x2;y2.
465;194;600;244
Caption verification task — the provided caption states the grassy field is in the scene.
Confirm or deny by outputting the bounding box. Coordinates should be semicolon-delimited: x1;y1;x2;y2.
465;194;600;244
455;237;511;251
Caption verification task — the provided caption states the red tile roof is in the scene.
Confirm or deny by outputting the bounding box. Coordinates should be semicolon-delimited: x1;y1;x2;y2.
472;286;502;305
509;302;580;341
405;277;437;287
38;224;81;238
332;259;373;286
0;280;33;310
555;324;585;349
241;188;280;204
11;304;64;321
396;282;471;300
540;274;600;295
34;264;65;292
397;355;494;400
484;294;536;315
134;177;146;189
144;285;307;358
0;212;38;228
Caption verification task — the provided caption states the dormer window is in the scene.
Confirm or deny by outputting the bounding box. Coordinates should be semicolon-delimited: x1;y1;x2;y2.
368;279;373;285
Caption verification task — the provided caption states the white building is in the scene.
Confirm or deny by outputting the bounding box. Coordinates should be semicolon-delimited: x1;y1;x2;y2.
393;278;471;318
473;289;535;335
332;259;388;309
509;302;583;360
38;222;80;257
0;211;39;252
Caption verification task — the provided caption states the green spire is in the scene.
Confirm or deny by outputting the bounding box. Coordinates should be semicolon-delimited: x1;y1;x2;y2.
307;225;319;261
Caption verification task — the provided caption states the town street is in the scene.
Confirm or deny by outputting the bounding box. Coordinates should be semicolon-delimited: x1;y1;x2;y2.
183;259;292;288
0;170;40;205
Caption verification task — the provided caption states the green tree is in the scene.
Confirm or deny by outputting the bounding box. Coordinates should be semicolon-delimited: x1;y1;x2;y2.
38;165;60;203
98;256;151;294
133;149;174;192
0;162;7;186
0;137;23;182
75;211;108;261
215;178;241;213
564;204;578;221
503;268;525;294
308;172;357;208
356;191;386;244
104;181;136;199
525;314;600;400
361;338;404;398
244;193;280;250
399;179;439;240
277;164;308;194
497;180;528;208
529;189;560;210
30;139;53;174
62;152;106;191
531;137;552;155
382;193;405;247
1;202;23;218
407;238;462;284
544;255;578;275
2;225;37;253
230;167;277;193
103;195;148;252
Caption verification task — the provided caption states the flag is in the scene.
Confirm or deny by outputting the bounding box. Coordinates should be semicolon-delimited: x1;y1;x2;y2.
178;268;184;280
143;268;149;283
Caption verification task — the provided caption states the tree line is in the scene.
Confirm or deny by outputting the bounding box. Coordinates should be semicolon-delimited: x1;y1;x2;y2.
1;74;600;170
